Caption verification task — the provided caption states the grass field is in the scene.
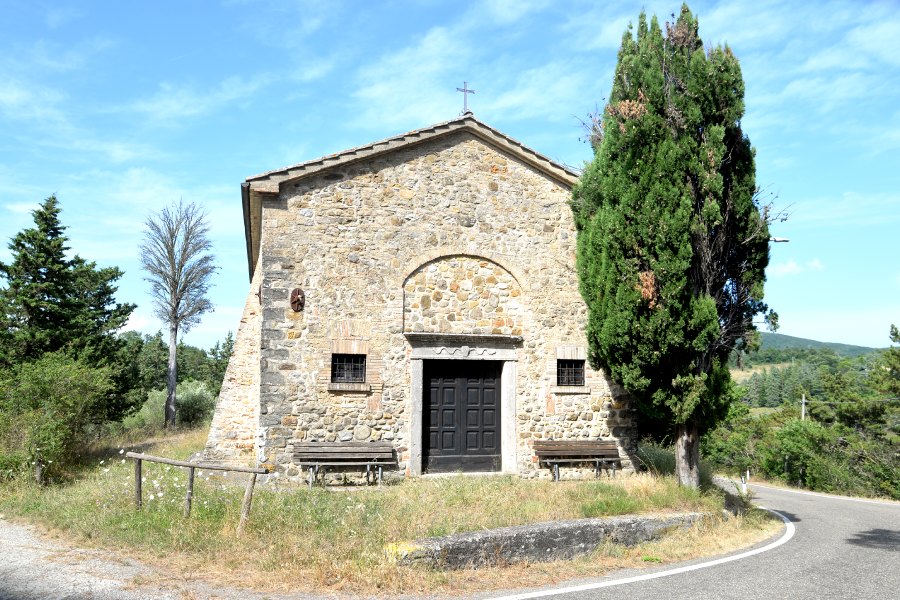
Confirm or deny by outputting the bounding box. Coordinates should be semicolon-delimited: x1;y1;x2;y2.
730;362;791;383
0;429;782;595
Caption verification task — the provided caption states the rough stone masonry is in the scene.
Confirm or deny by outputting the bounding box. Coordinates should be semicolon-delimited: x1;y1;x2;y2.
205;114;636;482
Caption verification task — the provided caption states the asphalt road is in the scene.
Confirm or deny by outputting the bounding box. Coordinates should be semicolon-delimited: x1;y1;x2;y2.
486;484;900;600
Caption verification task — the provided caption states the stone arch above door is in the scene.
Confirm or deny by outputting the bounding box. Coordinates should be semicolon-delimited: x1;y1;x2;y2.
403;254;525;336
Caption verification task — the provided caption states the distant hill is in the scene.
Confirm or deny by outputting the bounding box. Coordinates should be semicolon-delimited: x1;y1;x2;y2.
759;332;880;357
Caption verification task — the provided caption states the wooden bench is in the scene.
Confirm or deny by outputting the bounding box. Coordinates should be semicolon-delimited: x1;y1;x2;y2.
293;441;396;488
533;440;621;481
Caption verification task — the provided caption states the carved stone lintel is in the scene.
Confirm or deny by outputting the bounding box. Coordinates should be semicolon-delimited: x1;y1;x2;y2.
404;332;520;361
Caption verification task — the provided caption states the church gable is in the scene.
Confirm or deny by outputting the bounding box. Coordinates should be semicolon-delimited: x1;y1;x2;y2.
241;115;578;279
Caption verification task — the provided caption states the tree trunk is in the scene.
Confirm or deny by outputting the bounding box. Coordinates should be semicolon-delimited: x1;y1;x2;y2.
165;323;178;428
674;418;701;488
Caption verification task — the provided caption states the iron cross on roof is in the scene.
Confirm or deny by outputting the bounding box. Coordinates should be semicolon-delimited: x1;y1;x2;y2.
456;81;475;114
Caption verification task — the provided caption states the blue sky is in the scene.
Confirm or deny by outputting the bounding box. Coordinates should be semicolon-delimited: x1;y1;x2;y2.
1;0;898;350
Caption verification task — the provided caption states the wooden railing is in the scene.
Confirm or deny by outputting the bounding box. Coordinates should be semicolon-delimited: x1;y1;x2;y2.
125;452;269;534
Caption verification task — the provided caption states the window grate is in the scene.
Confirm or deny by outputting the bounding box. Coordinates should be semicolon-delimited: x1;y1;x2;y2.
331;354;366;383
557;359;585;386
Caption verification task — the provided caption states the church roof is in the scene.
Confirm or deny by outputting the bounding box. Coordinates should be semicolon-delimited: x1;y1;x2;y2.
245;113;579;191
241;114;580;278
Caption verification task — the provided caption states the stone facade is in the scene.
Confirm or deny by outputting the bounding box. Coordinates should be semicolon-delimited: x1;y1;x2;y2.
203;260;262;464
205;115;635;480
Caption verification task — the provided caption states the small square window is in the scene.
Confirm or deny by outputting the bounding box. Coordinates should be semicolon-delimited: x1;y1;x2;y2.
557;359;585;387
331;354;366;383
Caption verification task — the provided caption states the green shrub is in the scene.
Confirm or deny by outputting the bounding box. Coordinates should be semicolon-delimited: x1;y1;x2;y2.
123;379;215;431
176;380;216;426
636;441;714;488
0;352;114;480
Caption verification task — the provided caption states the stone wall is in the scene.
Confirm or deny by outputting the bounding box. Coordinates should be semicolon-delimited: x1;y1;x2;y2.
203;261;262;465
403;256;525;336
247;131;635;479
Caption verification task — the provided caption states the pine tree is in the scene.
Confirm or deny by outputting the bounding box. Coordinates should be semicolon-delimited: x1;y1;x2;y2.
0;196;137;421
572;5;773;487
0;197;135;364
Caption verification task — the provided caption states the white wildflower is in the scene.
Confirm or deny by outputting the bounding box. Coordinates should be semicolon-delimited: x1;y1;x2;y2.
103;468;110;473
148;494;155;500
119;449;124;455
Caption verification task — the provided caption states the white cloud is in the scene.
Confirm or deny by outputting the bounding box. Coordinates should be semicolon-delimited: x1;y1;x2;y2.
483;61;588;122
788;192;900;228
0;79;66;124
26;37;116;72
129;74;273;123
4;202;39;214
234;0;336;48
351;26;471;129
124;311;154;333
769;258;825;277
845;17;900;68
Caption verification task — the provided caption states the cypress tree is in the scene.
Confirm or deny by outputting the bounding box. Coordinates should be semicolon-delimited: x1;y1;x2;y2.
573;5;773;487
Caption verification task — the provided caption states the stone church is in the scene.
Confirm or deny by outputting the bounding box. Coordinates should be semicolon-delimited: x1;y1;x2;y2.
204;113;635;480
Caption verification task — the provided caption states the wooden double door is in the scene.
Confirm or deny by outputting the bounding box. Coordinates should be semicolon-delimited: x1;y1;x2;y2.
423;360;502;473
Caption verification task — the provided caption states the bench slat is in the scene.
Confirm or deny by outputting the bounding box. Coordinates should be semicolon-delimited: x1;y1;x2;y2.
294;448;393;456
541;457;619;464
532;441;617;448
295;454;394;460
534;450;619;457
297;461;394;466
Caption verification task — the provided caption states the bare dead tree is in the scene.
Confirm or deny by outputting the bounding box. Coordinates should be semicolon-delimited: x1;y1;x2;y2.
140;201;217;428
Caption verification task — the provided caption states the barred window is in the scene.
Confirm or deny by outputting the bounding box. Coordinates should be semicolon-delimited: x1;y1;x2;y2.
331;354;366;383
556;359;585;386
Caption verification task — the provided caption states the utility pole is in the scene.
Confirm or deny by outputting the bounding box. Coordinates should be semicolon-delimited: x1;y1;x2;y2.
801;393;806;421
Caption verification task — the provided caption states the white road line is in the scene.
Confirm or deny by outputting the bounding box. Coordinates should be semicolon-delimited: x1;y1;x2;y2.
749;483;900;506
487;509;795;600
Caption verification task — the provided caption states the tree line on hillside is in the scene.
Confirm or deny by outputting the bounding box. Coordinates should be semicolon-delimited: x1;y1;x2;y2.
0;196;226;482
703;330;899;499
737;349;878;409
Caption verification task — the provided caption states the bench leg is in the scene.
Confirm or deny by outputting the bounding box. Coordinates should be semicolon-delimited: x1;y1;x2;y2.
378;466;383;485
553;463;560;482
307;466;314;490
365;464;371;485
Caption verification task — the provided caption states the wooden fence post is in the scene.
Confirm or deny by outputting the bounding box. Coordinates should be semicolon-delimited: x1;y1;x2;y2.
237;473;257;535
125;451;267;525
184;466;196;518
134;458;142;509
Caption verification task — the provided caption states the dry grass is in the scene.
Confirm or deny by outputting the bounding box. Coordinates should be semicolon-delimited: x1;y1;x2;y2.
729;363;791;383
0;429;783;596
